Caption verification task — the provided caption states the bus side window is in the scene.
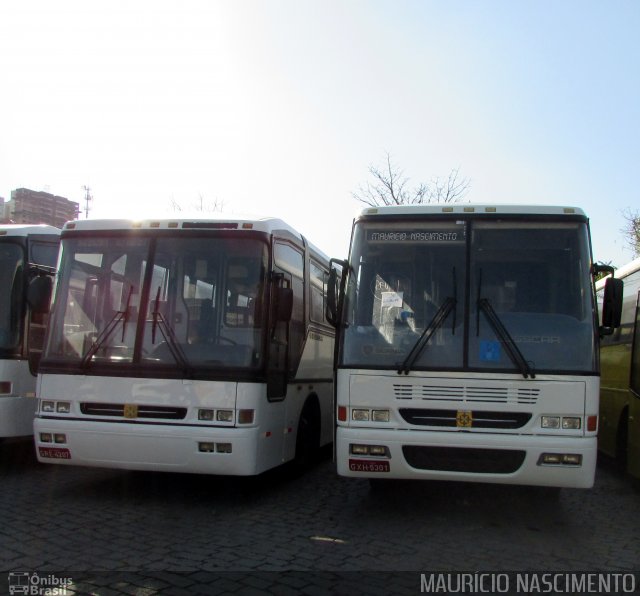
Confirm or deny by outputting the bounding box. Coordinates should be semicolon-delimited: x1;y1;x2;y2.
273;242;305;372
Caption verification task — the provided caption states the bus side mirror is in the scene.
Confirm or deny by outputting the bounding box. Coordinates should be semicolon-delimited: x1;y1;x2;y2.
27;275;53;314
274;287;293;322
600;277;623;336
326;259;346;328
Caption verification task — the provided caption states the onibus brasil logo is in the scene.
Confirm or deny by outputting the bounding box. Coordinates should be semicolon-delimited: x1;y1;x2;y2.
8;572;72;595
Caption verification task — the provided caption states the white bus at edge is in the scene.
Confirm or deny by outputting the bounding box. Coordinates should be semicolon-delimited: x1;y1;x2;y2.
0;224;59;438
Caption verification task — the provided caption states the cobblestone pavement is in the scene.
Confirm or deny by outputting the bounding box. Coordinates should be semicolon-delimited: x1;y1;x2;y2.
1;437;639;595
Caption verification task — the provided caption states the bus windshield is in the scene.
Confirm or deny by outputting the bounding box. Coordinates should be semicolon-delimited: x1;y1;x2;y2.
43;234;269;376
341;218;596;374
0;241;25;351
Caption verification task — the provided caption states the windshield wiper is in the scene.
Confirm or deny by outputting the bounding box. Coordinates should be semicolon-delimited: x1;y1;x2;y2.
398;296;456;375
80;286;134;369
477;298;535;379
150;287;192;377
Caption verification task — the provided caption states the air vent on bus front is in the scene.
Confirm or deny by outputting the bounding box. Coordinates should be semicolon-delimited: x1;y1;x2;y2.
80;402;187;420
393;384;540;405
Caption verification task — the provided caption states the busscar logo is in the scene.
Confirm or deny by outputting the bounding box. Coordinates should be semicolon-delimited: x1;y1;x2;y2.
456;410;473;428
8;572;72;595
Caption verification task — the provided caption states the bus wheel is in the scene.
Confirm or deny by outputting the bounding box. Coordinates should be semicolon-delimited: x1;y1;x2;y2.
292;399;320;474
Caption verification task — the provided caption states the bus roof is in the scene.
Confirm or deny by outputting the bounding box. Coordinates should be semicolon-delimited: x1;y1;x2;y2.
63;217;301;235
355;204;587;218
615;256;640;279
0;224;60;237
61;217;329;262
596;256;640;289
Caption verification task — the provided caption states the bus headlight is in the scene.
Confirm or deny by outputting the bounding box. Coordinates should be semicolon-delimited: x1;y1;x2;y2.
372;410;390;422
40;401;55;413
352;409;370;422
541;416;560;429
562;417;581;430
216;410;233;423
198;409;214;421
56;402;71;414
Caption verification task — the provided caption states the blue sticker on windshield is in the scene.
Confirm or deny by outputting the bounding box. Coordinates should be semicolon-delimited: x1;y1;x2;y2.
480;340;501;362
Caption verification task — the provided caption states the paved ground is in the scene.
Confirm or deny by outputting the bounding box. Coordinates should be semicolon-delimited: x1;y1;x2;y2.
1;437;639;595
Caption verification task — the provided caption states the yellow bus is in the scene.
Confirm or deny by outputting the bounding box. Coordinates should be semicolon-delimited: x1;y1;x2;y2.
597;257;640;478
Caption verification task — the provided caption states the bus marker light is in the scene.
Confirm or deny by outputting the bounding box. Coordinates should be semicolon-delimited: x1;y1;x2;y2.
40;433;52;443
541;416;560;429
198;409;214;421
56;402;71;414
216;443;232;453
587;416;597;432
561;417;581;430
352;409;370;421
238;409;254;424
198;442;215;453
372;410;390;422
216;410;233;422
54;434;66;444
337;406;347;422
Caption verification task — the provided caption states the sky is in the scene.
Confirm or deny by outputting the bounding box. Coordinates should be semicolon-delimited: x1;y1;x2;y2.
1;1;638;267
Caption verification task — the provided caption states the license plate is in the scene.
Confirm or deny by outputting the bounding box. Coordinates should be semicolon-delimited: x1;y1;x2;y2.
348;459;390;473
39;447;71;460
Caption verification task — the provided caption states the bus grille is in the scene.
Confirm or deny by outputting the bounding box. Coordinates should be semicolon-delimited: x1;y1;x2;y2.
80;402;187;420
398;408;532;429
393;384;540;405
402;446;526;474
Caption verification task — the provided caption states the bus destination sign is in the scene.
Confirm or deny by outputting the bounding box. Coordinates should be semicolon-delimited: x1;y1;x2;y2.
366;229;464;244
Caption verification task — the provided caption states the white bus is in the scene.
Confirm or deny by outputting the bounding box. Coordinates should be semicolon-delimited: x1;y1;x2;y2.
326;205;622;488
0;224;60;438
34;217;335;475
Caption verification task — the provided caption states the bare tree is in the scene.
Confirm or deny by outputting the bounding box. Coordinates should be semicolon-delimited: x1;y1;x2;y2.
169;193;225;213
621;208;640;258
353;152;470;207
